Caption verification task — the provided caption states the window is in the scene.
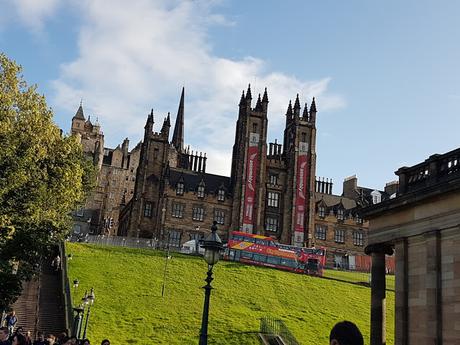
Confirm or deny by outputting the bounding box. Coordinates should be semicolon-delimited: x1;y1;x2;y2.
267;192;280;208
73;224;81;234
266;216;279;232
190;233;202;241
337;208;344;221
335;229;345;243
144;202;153;218
252;123;258;133
168;230;181;248
355;215;363;224
353;231;364;246
171;203;184;218
192;207;205;221
214;209;225;225
269;174;278;185
176;182;184;195
197;183;205;198
318;206;325;218
315;224;327;240
217;189;225;201
301;132;306;142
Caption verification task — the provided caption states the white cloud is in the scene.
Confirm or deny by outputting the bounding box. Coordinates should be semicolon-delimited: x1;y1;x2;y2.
51;0;346;176
5;0;59;31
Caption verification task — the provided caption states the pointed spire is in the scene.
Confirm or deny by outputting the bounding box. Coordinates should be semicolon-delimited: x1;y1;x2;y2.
255;94;262;111
310;97;317;113
246;84;252;100
239;90;246;106
302;102;309;119
286;100;293;117
172;87;185;152
294;94;301;110
166;112;171;127
262;88;268;103
73;103;85;120
144;109;154;130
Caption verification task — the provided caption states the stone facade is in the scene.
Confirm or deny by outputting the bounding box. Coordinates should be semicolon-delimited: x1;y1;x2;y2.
363;147;460;345
117;86;384;256
70;104;141;236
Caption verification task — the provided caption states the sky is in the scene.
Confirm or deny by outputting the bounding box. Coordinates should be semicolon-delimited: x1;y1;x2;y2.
1;0;459;194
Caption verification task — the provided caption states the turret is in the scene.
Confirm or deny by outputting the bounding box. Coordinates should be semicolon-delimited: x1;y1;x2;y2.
309;97;317;124
261;88;269;113
161;112;171;137
144;109;154;136
245;84;252;110
293;94;301;118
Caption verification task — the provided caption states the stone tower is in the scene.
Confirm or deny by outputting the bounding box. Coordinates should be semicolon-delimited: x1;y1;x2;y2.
281;96;317;246
230;85;269;234
124;110;171;238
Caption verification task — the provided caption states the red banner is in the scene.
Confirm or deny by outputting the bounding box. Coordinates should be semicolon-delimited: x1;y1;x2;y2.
242;133;259;233
293;142;309;246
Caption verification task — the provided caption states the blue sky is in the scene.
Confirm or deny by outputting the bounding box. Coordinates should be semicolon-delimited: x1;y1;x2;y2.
1;0;459;193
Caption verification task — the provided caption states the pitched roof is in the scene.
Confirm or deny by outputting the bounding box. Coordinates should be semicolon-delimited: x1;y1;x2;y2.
315;193;357;209
73;105;85;120
167;167;231;194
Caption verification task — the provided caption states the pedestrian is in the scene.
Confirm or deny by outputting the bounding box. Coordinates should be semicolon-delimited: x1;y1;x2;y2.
24;332;31;345
0;327;11;345
81;339;90;345
5;312;17;338
11;334;27;345
32;332;46;345
100;340;110;345
45;334;55;345
329;321;363;345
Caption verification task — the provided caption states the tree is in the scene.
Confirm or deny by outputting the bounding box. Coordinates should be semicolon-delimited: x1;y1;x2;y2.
0;53;96;310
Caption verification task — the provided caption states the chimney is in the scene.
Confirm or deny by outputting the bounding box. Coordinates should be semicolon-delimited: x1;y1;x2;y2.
343;175;358;198
384;180;399;196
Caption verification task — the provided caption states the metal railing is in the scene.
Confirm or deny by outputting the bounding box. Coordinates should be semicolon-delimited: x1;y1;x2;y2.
70;235;184;252
60;242;73;335
260;317;300;345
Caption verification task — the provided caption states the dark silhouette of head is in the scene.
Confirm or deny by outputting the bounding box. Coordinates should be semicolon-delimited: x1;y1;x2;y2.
329;321;364;345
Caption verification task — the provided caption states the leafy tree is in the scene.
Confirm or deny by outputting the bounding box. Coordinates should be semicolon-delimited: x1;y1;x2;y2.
0;53;96;310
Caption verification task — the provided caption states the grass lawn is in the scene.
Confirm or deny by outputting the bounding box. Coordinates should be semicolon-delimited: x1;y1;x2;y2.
66;243;394;345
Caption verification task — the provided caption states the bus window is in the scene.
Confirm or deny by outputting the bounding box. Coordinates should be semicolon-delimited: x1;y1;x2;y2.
229;250;235;258
267;256;280;265
280;258;296;268
241;251;253;259
233;235;244;242
253;254;267;263
255;238;266;246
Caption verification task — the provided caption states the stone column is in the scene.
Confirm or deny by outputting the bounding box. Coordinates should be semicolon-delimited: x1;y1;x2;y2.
365;243;394;345
394;238;408;345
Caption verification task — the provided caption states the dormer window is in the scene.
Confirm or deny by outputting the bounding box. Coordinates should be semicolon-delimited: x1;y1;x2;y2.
197;183;205;198
217;189;225;201
318;206;326;218
337;208;344;221
176;182;184;195
371;190;381;204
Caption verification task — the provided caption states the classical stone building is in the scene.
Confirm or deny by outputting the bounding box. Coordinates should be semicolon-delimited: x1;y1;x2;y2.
70;104;142;236
117;86;385;259
362;147;460;345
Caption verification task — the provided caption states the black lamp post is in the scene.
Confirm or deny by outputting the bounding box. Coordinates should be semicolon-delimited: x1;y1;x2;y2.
72;305;84;338
198;221;223;345
82;288;95;339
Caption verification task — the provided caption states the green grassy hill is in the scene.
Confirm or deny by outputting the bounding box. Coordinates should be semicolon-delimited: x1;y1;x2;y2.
66;243;394;345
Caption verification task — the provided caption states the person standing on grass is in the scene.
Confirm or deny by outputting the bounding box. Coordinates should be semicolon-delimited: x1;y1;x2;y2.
329;321;364;345
5;312;17;338
100;340;110;345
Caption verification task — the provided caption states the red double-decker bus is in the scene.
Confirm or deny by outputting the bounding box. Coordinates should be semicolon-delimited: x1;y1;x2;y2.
224;231;327;276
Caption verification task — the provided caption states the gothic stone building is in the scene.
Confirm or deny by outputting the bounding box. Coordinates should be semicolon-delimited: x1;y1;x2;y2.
70;104;142;236
117;86;385;265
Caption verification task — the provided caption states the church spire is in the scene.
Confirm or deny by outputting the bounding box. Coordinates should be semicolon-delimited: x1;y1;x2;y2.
73;103;85;120
246;84;252;101
172;87;185;152
309;97;317;123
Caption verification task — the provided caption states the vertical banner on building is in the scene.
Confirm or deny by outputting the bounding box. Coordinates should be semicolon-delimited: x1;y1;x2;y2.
293;142;309;246
242;133;259;233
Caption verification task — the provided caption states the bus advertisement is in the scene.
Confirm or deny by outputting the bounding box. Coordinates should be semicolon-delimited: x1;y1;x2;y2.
224;231;326;276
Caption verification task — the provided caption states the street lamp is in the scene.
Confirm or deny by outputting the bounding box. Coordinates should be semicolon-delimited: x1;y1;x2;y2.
82;288;95;339
198;221;223;345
